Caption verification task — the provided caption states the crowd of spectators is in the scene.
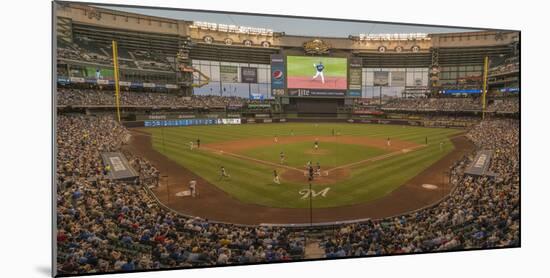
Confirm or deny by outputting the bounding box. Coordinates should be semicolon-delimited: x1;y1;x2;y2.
489;57;519;76
382;98;483;111
56;114;304;275
380;97;518;113
57;43;111;65
487;98;519;113
57;46;83;61
56;113;519;274
321;119;519;257
421;115;480;128
57;89;249;108
57;41;174;72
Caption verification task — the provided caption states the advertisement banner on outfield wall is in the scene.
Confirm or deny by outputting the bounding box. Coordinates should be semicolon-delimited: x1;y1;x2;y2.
348;58;362;90
144;118;241;127
57;77;70;85
69;77;85;83
220;65;239;83
373;71;389;86
241;67;258;83
347;91;362;97
391;71;406;86
271;54;285;91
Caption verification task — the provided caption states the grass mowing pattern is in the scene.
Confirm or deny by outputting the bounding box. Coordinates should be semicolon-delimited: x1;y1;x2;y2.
140;123;461;208
241;141;388;169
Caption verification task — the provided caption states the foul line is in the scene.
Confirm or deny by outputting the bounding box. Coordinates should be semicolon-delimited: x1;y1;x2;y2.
200;144;427;175
325;144;427;173
131;129;441;175
200;146;305;173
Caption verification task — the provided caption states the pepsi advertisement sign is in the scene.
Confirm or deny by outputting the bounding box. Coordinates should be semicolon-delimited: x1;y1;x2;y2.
271;54;285;90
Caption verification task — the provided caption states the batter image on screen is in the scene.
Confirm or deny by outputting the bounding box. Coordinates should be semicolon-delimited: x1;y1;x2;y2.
287;56;348;89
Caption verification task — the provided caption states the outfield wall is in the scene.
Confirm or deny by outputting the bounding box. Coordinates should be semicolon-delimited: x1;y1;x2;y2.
122;117;474;128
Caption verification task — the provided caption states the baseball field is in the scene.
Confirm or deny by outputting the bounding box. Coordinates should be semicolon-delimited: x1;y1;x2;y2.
132;123;463;211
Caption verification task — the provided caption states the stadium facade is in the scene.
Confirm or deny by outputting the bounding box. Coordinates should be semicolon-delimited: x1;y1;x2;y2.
56;2;519;125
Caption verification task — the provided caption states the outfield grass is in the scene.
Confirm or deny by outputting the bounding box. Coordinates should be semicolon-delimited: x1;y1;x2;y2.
140;123;462;208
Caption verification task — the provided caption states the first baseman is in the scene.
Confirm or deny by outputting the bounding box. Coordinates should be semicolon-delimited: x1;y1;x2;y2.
273;170;281;184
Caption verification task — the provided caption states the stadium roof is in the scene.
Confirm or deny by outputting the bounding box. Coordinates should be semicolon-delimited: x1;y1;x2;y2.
99;5;485;38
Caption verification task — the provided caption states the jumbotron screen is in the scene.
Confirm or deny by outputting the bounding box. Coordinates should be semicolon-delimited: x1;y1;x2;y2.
286;56;348;90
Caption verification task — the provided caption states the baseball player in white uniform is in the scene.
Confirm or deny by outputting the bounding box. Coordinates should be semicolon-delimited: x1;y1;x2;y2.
312;61;325;84
273;170;281;184
220;166;230;180
189;179;197;197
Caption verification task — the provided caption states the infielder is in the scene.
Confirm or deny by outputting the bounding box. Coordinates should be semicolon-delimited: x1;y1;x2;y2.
314;139;319;150
387;137;391;147
273;170;281;184
274;135;278;143
189;141;195;150
312;61;325;84
220;166;230;180
279;151;285;164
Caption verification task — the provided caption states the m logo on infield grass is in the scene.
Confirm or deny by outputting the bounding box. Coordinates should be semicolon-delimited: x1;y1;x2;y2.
299;187;330;199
